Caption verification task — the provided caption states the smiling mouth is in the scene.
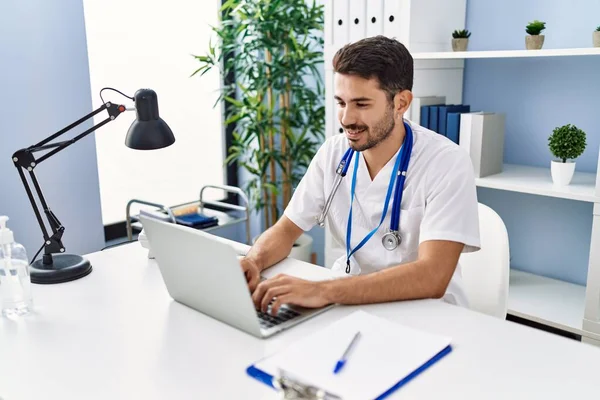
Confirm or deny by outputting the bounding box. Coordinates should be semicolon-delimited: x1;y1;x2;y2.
346;128;367;137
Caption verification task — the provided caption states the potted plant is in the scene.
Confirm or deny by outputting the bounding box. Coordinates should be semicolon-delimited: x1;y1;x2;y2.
594;26;600;47
451;29;471;51
191;0;325;262
548;124;586;186
525;20;546;50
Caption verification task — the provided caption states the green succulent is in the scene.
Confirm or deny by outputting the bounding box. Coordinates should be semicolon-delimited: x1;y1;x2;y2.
452;29;471;39
596;25;600;32
548;124;586;163
526;20;546;35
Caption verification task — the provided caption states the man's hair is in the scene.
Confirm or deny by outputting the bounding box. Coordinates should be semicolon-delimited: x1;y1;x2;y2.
332;35;413;102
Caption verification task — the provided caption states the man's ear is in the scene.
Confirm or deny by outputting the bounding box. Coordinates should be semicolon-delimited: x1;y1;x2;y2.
394;90;413;118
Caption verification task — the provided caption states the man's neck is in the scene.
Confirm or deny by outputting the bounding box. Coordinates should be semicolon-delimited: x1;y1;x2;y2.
362;122;406;180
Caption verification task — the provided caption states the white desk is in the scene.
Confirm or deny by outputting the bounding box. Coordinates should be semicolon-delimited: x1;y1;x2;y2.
1;243;599;399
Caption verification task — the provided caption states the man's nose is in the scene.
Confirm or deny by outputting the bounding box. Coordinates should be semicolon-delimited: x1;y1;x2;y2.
340;107;357;127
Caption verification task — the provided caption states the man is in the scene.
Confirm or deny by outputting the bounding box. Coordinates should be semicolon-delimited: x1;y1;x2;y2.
241;35;480;315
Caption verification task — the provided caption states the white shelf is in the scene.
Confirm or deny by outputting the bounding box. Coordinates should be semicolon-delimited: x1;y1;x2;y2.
413;47;600;60
508;269;587;336
475;164;598;203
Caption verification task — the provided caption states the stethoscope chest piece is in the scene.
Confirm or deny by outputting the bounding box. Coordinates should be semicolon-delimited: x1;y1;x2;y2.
382;230;401;251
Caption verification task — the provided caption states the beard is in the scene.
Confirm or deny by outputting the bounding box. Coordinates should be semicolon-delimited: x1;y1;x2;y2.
344;105;395;152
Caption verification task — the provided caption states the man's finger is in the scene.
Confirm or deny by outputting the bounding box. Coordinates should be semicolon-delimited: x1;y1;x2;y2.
252;280;272;308
271;294;292;316
247;273;259;292
261;285;290;312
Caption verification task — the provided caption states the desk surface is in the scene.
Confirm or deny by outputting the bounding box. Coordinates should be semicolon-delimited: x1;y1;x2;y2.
0;243;598;399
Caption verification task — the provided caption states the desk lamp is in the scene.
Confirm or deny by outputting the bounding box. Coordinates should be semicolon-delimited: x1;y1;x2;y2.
12;88;175;284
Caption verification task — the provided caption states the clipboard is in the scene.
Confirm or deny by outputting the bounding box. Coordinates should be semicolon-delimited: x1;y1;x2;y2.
246;311;453;399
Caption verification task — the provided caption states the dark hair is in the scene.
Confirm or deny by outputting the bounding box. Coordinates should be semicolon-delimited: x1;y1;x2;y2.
332;36;413;101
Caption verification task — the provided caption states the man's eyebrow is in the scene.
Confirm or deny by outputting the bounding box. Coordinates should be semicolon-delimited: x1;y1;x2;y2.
334;96;373;102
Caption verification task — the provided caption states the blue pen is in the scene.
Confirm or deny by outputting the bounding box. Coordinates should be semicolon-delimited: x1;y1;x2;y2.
333;331;361;374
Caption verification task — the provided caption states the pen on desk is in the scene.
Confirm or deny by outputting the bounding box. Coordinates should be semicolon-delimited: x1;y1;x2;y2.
333;331;361;374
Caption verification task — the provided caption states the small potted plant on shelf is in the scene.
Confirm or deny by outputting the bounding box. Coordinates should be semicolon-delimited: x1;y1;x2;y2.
452;29;471;51
548;124;586;186
594;26;600;47
525;20;546;50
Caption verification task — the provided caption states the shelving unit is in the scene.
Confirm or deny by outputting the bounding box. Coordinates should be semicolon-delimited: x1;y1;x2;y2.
413;47;600;60
508;269;590;336
475;164;599;203
324;0;600;345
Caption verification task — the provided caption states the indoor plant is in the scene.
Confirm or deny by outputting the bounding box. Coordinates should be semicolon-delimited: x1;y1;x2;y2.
451;29;471;51
525;20;546;50
594;26;600;47
548;124;586;186
191;0;325;261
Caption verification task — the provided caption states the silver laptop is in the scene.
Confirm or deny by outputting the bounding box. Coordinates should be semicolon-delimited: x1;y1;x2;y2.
139;215;335;338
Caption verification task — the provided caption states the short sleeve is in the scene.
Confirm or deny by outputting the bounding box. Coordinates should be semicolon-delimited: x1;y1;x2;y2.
283;141;327;231
419;147;481;253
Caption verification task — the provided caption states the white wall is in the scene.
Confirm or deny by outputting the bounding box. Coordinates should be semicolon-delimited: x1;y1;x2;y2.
0;0;105;257
83;0;224;225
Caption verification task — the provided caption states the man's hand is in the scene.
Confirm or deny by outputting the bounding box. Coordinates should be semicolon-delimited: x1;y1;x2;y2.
240;258;261;292
251;274;332;315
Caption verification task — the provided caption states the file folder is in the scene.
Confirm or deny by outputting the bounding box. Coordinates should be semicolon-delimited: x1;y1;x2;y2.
246;311;452;399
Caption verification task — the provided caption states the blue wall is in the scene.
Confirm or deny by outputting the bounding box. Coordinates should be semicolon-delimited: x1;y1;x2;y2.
0;1;105;258
464;0;600;285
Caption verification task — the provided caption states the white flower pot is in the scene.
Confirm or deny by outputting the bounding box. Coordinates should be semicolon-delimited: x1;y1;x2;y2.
253;232;313;263
551;160;576;186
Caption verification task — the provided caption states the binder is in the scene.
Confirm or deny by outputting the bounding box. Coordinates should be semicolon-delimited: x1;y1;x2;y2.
246;311;453;399
366;0;384;38
348;0;366;43
438;104;470;136
332;0;349;52
383;0;409;42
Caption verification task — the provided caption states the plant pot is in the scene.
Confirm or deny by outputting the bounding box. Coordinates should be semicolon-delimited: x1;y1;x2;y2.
252;232;313;263
593;31;600;48
551;160;576;186
526;35;544;50
452;38;468;52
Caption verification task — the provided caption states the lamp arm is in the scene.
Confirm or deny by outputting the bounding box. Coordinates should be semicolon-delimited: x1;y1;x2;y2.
11;101;127;265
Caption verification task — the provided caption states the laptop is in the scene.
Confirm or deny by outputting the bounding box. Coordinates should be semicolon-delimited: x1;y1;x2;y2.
139;215;335;338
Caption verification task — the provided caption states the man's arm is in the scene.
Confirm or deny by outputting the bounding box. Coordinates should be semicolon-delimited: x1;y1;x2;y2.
253;239;465;314
241;216;304;291
323;240;464;304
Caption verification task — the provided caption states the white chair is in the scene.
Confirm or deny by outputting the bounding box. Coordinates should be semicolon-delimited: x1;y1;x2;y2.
459;203;510;319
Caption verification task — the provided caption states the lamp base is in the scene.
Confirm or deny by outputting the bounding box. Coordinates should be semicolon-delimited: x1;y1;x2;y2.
30;254;92;284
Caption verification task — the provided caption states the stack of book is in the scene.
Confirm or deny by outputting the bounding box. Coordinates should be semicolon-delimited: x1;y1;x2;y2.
408;96;506;178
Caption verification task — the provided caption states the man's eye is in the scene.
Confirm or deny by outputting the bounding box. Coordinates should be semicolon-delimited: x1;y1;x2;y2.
357;103;367;107
337;102;346;107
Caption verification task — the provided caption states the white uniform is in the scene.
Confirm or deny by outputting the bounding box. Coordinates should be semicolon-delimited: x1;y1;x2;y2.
283;119;481;307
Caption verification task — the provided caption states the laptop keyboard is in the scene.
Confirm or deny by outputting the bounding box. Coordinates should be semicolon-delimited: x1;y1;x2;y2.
257;301;301;329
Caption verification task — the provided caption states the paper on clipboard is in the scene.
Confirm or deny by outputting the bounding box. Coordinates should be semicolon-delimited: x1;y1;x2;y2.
249;310;452;400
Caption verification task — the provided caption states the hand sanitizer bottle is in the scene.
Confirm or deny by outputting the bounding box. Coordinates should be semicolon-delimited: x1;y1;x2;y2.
0;216;33;317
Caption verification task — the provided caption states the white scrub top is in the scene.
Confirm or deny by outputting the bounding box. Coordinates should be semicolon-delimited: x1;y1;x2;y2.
283;119;481;307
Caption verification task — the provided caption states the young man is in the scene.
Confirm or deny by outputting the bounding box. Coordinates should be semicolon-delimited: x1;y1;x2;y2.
241;35;480;315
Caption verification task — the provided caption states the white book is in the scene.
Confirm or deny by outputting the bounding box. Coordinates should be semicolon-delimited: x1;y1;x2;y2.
407;96;446;124
468;112;506;178
458;111;483;155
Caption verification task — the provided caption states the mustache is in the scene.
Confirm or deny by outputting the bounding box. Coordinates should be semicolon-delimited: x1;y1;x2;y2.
342;124;368;131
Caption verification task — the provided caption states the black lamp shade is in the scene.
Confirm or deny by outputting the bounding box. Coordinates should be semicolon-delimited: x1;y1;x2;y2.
125;89;175;150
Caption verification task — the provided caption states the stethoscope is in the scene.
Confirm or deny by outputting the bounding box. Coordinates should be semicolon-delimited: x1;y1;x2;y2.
315;121;413;272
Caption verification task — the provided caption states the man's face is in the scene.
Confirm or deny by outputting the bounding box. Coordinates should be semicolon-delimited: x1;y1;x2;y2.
334;74;395;152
